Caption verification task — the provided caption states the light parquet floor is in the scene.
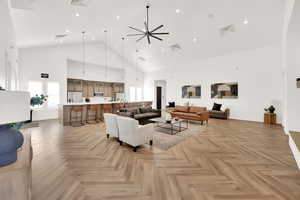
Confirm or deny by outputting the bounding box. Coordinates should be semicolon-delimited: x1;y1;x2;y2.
30;119;300;200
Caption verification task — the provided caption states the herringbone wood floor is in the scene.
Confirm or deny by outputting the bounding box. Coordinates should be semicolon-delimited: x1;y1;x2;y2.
30;119;300;200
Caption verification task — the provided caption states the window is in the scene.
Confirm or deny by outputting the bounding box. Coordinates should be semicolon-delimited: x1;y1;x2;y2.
28;81;60;108
130;87;136;102
136;88;142;101
47;82;60;107
28;81;43;97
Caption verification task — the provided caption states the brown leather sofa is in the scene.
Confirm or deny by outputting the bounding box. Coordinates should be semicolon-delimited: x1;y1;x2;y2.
170;106;209;124
209;108;230;119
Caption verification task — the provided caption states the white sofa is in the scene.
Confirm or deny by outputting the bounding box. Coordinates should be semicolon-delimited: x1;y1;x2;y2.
116;116;153;152
104;113;119;139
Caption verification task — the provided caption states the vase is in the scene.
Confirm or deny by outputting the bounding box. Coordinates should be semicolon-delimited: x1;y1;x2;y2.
0;125;24;167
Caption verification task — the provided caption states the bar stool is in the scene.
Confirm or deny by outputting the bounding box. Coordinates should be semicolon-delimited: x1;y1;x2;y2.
113;103;124;114
86;104;99;124
101;104;112;120
70;105;84;127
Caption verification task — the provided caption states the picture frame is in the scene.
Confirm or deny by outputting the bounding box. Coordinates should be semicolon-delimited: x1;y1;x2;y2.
211;82;238;99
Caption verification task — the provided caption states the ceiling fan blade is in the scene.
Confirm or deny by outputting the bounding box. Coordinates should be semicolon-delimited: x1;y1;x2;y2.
150;25;164;33
147;34;151;44
127;33;145;37
151;32;170;35
129;26;145;33
150;34;163;41
136;34;146;42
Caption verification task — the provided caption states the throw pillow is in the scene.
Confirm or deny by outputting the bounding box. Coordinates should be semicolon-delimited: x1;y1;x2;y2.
140;107;152;113
126;108;140;115
168;102;175;107
175;106;189;112
212;103;222;111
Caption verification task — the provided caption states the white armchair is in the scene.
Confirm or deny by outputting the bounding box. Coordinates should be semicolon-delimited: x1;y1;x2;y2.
104;113;119;139
117;116;153;152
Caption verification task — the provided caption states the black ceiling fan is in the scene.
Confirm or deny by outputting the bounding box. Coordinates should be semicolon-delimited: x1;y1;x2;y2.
127;4;169;44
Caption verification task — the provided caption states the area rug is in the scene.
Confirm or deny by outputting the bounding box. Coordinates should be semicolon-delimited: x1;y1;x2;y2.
152;123;207;151
21;122;40;129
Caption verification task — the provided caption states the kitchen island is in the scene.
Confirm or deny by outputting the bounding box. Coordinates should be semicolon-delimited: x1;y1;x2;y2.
59;101;152;126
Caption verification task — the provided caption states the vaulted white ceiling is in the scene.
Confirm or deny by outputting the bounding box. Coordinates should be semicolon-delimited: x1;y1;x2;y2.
10;0;285;72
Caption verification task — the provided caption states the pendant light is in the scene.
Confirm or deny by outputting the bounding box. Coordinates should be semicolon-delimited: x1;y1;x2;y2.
135;48;139;86
121;37;125;81
104;29;108;81
81;31;86;80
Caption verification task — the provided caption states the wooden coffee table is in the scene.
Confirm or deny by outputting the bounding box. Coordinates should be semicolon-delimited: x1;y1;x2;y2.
150;118;188;135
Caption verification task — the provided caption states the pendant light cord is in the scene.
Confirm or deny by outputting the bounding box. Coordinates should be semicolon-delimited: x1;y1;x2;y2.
82;31;86;79
104;30;108;81
122;37;125;81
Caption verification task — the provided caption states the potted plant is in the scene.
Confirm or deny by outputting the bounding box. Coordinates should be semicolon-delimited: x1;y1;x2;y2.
28;94;48;122
264;105;276;114
30;94;48;107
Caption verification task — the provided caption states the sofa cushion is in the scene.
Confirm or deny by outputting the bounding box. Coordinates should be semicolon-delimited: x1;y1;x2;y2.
139;107;152;113
134;112;159;120
209;110;224;114
172;112;199;118
118;111;134;118
189;106;207;113
174;106;189;112
212;103;222;111
126;108;140;115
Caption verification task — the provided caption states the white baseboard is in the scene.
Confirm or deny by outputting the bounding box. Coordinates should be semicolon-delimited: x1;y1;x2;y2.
289;134;300;170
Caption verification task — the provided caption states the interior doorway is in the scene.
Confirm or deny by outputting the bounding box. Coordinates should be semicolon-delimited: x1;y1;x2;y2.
156;86;162;109
154;80;167;110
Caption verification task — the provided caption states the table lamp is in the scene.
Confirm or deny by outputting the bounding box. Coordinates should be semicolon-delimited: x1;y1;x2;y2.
0;91;30;167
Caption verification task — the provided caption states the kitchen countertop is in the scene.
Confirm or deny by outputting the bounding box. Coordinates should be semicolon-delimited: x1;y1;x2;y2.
60;101;152;106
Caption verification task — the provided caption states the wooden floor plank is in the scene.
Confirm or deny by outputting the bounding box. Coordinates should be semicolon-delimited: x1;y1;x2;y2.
30;119;300;200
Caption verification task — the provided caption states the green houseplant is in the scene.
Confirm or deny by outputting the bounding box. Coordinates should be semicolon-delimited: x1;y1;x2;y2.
30;94;48;107
264;105;276;114
28;94;48;123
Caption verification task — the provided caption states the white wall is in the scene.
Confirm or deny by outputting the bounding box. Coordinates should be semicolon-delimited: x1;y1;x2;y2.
145;44;284;123
18;42;144;120
0;0;19;90
67;59;124;83
286;0;300;132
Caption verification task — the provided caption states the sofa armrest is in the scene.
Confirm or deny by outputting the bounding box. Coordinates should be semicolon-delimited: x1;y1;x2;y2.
196;111;209;119
225;108;230;118
136;124;154;142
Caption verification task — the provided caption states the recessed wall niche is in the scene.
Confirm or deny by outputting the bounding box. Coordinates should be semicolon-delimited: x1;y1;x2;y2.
182;85;201;99
211;82;238;99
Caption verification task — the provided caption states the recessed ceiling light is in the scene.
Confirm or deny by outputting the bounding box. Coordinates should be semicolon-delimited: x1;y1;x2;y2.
193;38;198;43
75;13;80;17
65;29;70;33
175;9;180;14
116;15;120;20
243;19;249;24
208;14;214;19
